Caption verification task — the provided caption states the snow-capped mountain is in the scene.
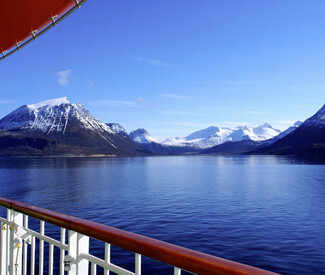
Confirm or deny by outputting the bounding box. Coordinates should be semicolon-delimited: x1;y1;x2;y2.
162;123;281;149
301;104;325;127
256;105;325;157
129;128;158;144
184;126;229;140
106;123;128;137
202;121;300;155
0;97;144;156
0;97;114;136
128;128;200;155
162;128;232;149
272;121;303;141
229;123;281;142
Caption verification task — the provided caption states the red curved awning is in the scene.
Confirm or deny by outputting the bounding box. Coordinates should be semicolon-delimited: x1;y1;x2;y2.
0;0;86;59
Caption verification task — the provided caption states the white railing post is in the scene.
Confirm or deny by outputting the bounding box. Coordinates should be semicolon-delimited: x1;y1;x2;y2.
30;236;35;275
60;228;66;275
39;220;45;275
5;209;12;275
135;253;141;275
91;263;96;275
10;211;23;275
22;215;28;275
68;230;77;275
174;267;182;275
49;243;54;275
104;243;111;275
0;220;8;275
67;230;89;275
77;233;89;274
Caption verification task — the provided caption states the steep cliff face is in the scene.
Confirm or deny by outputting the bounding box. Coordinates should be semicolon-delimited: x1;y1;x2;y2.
255;105;325;157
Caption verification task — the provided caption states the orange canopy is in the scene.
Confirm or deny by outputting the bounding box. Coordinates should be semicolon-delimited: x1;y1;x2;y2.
0;0;85;56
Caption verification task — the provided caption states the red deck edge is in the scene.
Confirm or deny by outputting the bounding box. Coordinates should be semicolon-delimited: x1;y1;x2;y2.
0;197;278;275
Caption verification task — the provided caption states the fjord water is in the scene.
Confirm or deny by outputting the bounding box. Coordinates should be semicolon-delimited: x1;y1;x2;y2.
1;156;325;274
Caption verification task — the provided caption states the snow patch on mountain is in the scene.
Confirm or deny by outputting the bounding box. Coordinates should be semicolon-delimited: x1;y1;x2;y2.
267;121;302;142
129;129;158;144
162;137;186;146
27;97;70;109
163;127;234;148
162;123;281;149
294;121;303;127
106;123;128;137
303;104;325;127
0;97;114;136
185;126;225;140
229;124;281;142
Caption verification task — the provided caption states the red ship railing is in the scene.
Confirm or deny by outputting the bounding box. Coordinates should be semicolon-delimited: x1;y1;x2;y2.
0;197;278;275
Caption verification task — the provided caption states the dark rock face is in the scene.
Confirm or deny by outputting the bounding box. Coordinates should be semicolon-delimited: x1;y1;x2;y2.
106;123;129;137
254;105;325;158
0;98;146;156
256;125;325;156
202;140;263;155
138;142;201;155
0;131;56;156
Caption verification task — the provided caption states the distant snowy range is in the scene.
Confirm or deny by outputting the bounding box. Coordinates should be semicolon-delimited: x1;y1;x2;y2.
0;97;325;158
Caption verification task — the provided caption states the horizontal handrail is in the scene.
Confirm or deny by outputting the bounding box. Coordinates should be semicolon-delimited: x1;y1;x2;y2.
0;197;278;275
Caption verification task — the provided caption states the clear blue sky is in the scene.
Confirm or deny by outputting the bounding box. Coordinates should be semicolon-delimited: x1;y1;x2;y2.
1;0;325;141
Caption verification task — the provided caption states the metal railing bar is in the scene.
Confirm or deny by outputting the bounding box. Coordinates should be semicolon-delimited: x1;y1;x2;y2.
104;243;111;275
8;209;13;275
23;215;28;275
60;228;66;275
0;217;13;224
174;267;182;275
135;253;141;275
39;220;45;275
26;228;68;250
0;197;278;275
6;210;11;275
91;262;97;275
49;243;54;275
0;222;5;275
30;236;35;275
1;216;67;252
23;241;27;275
80;253;135;275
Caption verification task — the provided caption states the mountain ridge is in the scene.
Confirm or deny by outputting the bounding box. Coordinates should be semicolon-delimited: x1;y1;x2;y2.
0;97;145;156
1;97;324;158
253;105;325;157
160;123;281;149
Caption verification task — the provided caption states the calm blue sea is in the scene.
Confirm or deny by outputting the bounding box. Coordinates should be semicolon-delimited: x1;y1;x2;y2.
0;156;325;274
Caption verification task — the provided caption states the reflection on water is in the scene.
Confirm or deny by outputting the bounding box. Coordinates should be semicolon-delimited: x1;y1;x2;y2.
0;155;325;274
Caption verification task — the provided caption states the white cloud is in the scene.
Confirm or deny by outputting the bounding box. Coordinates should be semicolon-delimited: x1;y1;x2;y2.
218;121;250;127
57;69;72;86
278;120;299;125
137;97;150;107
91;98;151;108
88;79;94;86
135;56;169;66
159;94;190;99
94;100;137;107
164;122;212;128
244;110;267;115
221;80;259;85
0;99;12;104
160;110;207;116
